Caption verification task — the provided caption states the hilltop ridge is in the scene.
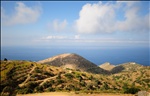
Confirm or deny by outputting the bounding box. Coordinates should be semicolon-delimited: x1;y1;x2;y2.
37;53;109;74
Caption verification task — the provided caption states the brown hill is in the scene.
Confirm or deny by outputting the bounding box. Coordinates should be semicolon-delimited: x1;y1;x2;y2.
37;53;109;74
99;62;145;74
111;62;145;74
119;62;144;71
99;62;115;71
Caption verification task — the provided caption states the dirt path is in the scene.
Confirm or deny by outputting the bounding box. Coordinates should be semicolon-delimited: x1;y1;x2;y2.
19;65;37;87
17;92;134;96
39;75;58;86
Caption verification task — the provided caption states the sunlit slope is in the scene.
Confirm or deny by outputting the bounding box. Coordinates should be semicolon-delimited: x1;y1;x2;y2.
1;60;150;95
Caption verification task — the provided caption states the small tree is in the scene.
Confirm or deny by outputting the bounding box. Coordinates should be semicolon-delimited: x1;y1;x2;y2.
4;58;7;61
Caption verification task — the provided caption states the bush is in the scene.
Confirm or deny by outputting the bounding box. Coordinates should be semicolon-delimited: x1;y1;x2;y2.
124;87;140;94
42;82;52;89
94;80;102;86
102;82;109;90
86;83;94;90
56;73;61;79
43;72;54;76
26;82;38;90
56;79;64;85
76;75;83;82
2;86;17;96
64;73;74;79
35;68;42;73
79;81;86;87
89;75;94;80
2;86;13;93
17;88;33;94
47;87;55;92
65;84;75;91
34;86;43;92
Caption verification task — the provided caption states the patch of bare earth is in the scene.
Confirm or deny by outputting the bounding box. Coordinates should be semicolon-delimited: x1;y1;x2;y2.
17;92;134;96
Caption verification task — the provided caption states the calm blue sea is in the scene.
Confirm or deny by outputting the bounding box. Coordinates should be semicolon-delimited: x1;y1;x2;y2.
1;46;150;66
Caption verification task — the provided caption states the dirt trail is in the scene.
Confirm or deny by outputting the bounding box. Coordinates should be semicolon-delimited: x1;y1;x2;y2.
39;75;58;86
19;65;36;87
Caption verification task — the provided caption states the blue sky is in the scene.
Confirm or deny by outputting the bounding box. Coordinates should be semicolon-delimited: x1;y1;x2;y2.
1;1;150;49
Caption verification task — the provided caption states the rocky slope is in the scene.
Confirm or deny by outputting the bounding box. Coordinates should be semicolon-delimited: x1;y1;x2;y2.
37;53;109;74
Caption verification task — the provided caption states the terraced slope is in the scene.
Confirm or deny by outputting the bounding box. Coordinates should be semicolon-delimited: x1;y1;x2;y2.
1;60;150;96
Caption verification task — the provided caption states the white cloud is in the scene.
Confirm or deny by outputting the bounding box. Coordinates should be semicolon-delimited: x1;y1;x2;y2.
1;2;41;25
75;2;115;34
75;1;149;34
40;35;148;44
53;19;68;32
74;35;80;39
42;35;67;40
116;2;149;33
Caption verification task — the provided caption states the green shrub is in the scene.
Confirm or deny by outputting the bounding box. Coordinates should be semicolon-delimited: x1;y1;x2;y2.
86;83;94;90
124;87;140;94
2;86;13;93
47;87;55;92
94;79;102;86
64;73;74;79
42;81;52;89
34;86;43;92
65;84;75;91
49;79;55;84
89;75;94;80
56;79;64;85
43;72;54;76
17;88;33;94
56;73;61;79
76;75;83;82
35;68;41;73
79;81;86;87
102;82;109;90
26;82;38;90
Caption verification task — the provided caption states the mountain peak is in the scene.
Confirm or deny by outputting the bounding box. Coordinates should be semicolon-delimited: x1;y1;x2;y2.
37;53;109;74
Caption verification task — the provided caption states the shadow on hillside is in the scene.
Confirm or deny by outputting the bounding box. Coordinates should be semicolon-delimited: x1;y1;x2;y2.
87;67;110;75
110;65;125;74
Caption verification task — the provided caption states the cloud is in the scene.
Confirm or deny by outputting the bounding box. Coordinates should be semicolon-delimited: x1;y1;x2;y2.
53;19;68;32
41;35;67;40
1;2;41;25
47;19;68;32
40;35;148;44
74;35;80;39
75;2;115;34
116;2;149;33
75;1;149;34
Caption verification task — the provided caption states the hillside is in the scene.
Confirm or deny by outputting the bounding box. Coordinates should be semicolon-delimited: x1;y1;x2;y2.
99;62;146;74
99;62;115;71
1;60;150;96
37;53;109;74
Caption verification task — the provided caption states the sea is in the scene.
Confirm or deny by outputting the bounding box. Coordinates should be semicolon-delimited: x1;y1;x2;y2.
1;46;150;66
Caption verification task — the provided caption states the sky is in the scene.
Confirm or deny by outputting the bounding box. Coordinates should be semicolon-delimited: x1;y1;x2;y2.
1;1;150;49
